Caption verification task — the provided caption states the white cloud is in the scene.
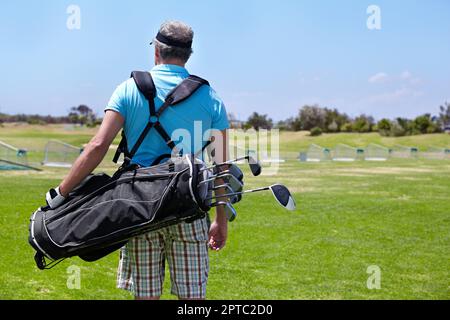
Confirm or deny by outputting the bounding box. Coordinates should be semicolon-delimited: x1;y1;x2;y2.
369;71;421;85
400;70;421;85
400;71;412;80
365;87;424;104
368;72;388;84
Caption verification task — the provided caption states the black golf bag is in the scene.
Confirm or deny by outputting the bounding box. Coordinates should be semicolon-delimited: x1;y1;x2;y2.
29;155;213;269
29;71;216;269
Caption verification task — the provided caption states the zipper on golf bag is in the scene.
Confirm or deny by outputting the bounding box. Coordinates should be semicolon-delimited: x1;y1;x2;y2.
45;171;178;224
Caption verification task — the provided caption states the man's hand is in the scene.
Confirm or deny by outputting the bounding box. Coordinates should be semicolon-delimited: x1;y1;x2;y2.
208;218;228;251
45;186;66;209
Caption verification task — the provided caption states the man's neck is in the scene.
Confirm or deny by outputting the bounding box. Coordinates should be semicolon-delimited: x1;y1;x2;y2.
156;60;186;68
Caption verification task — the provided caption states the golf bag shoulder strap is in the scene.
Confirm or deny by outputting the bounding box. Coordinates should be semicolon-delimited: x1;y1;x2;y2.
131;71;157;114
113;71;210;166
155;75;210;117
113;71;157;164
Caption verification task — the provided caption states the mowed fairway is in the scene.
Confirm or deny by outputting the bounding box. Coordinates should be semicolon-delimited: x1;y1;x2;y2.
0;126;449;299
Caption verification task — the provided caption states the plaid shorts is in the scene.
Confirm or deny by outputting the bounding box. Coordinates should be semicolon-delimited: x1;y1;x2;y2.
117;217;210;299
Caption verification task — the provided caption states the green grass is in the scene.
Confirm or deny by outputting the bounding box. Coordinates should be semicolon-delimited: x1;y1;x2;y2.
1;126;449;299
2;124;450;153
277;131;450;152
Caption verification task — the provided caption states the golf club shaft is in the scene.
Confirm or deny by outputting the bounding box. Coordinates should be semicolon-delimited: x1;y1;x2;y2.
198;172;241;186
206;186;271;201
200;156;249;172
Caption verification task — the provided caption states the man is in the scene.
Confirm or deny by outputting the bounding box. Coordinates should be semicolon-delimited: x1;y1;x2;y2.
46;21;229;300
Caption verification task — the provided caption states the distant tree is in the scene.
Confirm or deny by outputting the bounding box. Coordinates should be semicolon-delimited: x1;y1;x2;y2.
327;120;339;133
291;116;302;131
27;115;47;125
427;122;440;134
296;105;327;131
245;112;273;130
324;108;349;132
390;121;407;137
68;112;79;124
377;118;392;136
324;108;338;131
0;112;80;125
68;105;97;126
352;114;375;133
341;122;353;132
395;117;413;135
275;117;295;131
413;114;440;134
438;102;450;128
413;114;430;134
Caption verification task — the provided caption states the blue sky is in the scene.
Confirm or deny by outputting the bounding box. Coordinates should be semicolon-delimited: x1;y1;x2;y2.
0;0;449;121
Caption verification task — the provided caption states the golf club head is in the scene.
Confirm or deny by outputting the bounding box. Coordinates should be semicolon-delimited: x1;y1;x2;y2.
223;202;237;222
247;155;262;177
216;173;244;193
211;201;238;222
228;164;244;181
213;184;242;204
195;161;215;209
269;184;296;211
213;164;244;181
230;193;242;204
208;154;261;177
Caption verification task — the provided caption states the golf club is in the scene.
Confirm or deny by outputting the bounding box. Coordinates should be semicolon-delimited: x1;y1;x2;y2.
202;155;262;177
199;163;243;185
199;173;243;193
207;184;296;211
212;164;244;181
202;169;242;184
212;184;242;204
210;201;237;222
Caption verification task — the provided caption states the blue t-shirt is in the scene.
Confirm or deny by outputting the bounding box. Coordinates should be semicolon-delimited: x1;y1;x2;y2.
106;64;229;166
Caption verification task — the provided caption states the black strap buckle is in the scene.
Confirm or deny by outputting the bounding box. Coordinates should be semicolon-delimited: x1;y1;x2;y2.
149;115;159;124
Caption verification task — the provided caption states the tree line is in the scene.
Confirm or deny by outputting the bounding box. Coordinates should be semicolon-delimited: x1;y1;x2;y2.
240;102;450;136
0;105;100;127
2;102;450;137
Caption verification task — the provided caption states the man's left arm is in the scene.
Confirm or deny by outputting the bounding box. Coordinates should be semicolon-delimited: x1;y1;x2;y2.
58;110;124;197
208;129;229;251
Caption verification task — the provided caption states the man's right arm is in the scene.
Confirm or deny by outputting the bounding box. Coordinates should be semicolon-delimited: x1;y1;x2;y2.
59;110;124;196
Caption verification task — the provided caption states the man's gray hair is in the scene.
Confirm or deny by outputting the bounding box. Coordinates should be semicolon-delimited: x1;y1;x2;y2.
154;21;194;63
